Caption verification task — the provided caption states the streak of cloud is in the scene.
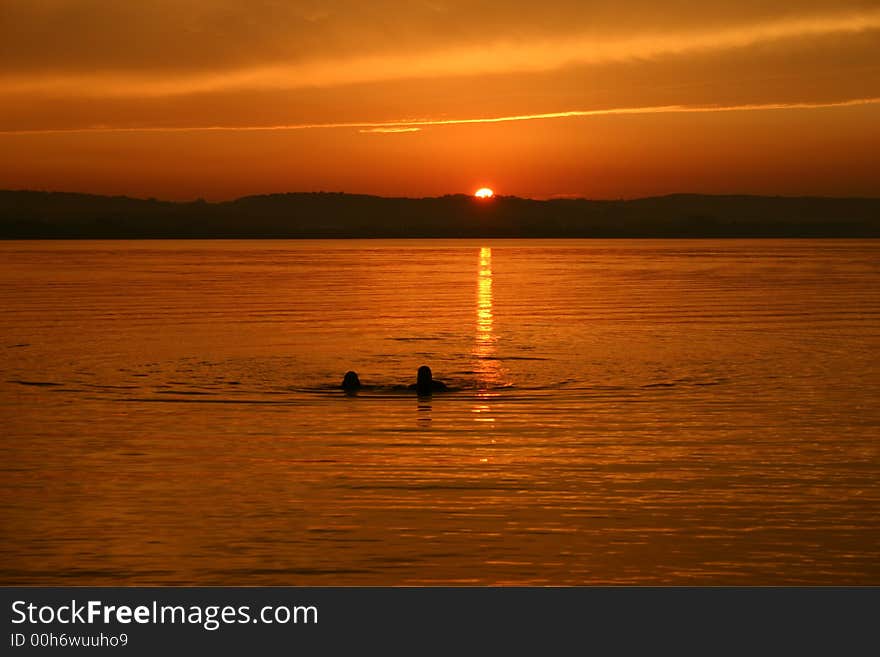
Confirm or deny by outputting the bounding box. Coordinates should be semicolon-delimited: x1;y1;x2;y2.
359;127;422;133
3;97;878;135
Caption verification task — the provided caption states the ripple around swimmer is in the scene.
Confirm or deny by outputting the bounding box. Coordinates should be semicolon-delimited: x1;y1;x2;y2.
7;373;734;410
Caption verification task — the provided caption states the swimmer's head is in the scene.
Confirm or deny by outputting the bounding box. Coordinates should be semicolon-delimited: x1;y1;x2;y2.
342;371;361;390
417;366;432;387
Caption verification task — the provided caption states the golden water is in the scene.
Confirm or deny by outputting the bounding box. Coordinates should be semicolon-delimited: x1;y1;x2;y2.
1;239;878;584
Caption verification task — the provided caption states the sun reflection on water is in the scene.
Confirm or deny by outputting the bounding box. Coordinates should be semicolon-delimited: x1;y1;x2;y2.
473;247;505;401
472;246;506;457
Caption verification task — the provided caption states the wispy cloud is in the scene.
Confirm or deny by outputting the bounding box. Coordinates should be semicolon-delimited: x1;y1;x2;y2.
3;97;878;135
359;127;422;133
2;9;879;98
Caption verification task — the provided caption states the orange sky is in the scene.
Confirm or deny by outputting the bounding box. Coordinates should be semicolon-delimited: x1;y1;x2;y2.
1;1;879;200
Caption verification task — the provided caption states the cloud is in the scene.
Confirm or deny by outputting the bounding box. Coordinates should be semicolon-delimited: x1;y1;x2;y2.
3;2;867;72
4;97;878;135
2;7;879;97
359;127;422;133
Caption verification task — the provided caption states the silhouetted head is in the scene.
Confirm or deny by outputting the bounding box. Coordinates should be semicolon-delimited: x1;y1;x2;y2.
417;366;433;387
341;371;361;390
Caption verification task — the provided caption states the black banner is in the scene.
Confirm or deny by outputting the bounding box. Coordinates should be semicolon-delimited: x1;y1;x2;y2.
2;587;876;654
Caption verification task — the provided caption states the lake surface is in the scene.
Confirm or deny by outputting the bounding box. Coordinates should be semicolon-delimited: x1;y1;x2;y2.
1;239;878;585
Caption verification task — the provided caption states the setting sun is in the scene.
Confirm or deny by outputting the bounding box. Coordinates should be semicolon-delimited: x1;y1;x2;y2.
475;187;494;198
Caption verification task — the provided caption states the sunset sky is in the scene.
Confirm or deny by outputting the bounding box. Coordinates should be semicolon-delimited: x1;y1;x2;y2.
1;1;879;200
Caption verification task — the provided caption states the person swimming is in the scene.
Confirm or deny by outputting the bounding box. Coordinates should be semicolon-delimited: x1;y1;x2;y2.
409;365;448;394
341;371;362;391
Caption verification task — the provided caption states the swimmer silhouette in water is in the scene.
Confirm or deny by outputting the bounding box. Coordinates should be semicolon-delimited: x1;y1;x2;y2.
341;371;362;392
409;365;448;394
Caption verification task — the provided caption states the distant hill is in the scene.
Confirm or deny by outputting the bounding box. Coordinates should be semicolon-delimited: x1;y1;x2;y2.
1;190;878;238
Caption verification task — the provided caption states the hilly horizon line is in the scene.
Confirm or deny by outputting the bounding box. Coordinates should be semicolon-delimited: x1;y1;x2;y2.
3;189;880;204
3;188;879;239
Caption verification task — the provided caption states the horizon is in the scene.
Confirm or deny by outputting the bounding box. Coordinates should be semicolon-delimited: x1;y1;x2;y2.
5;185;878;240
4;188;880;205
2;2;879;201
